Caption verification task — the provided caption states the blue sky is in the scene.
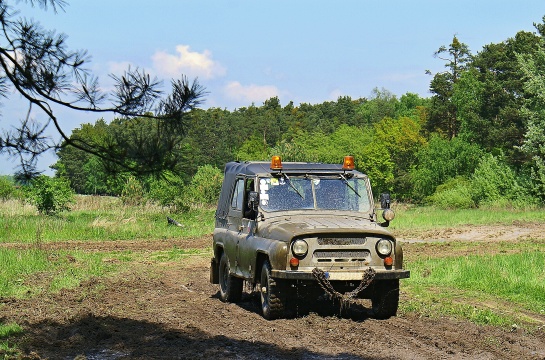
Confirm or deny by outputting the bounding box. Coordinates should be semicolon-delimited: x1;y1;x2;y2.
2;0;545;174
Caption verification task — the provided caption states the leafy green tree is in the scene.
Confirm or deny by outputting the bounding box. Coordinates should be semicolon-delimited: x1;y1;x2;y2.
426;36;472;138
373;116;426;197
83;156;113;195
53;119;110;193
357;88;398;125
236;135;269;161
517;41;545;200
460;30;541;165
359;143;395;195
186;108;240;169
397;93;430;123
24;175;75;215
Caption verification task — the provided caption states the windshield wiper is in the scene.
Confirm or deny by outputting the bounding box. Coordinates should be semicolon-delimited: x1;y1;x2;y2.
282;173;304;198
339;174;361;197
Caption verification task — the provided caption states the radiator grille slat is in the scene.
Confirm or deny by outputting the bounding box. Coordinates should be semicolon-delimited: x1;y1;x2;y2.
317;237;367;245
313;250;370;262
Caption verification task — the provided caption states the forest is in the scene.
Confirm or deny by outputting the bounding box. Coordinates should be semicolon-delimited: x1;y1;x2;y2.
49;18;545;210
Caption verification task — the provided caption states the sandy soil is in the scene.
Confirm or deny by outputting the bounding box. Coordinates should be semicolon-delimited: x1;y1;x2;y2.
1;226;545;359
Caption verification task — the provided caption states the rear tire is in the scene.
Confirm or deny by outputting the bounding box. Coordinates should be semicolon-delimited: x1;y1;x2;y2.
371;279;399;319
260;260;286;320
218;253;243;302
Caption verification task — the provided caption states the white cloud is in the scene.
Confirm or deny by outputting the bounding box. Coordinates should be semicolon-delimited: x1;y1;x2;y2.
223;81;280;104
152;45;226;79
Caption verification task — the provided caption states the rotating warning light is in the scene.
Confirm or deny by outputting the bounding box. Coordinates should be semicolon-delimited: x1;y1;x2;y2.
270;155;283;170
343;156;355;170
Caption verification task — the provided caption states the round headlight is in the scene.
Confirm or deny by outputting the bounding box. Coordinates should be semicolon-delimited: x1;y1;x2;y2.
382;209;395;221
376;239;393;256
292;239;308;257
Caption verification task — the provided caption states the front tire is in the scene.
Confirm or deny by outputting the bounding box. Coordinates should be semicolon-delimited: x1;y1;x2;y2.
218;253;243;302
260;260;286;320
371;279;399;319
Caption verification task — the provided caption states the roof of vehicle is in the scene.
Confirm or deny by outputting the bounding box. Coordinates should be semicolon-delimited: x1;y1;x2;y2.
223;161;358;176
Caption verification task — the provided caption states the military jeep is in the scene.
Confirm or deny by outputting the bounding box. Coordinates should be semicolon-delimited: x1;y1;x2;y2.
210;156;410;320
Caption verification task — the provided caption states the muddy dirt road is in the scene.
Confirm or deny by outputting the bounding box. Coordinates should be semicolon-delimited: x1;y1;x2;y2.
2;226;545;359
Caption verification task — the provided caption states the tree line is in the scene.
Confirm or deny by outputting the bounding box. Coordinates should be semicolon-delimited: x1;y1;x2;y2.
45;16;545;209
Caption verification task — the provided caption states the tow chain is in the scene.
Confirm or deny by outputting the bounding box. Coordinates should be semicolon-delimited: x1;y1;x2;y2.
312;267;376;308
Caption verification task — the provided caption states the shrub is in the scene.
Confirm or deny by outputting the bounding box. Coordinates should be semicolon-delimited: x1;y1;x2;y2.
121;176;147;206
24;176;75;215
427;177;476;209
147;173;187;211
527;156;545;202
0;176;17;200
471;155;535;208
184;165;223;207
427;155;536;209
410;135;483;200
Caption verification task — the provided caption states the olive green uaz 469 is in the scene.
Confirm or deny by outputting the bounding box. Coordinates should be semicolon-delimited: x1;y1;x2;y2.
210;156;410;320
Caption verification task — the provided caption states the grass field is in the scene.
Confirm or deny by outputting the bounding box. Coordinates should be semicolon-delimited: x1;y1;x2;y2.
401;242;545;327
0;196;215;243
391;203;545;230
1;195;544;335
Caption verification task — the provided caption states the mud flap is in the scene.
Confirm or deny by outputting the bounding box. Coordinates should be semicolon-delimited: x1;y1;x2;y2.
210;258;219;284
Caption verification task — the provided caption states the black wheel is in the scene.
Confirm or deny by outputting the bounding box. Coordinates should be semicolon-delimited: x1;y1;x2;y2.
260;260;286;320
218;253;243;302
371;279;399;319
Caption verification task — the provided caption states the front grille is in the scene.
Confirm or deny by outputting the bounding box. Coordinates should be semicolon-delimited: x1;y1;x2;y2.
313;249;370;262
317;237;367;245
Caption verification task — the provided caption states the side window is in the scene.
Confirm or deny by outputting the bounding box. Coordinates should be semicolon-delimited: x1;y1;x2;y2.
230;179;245;211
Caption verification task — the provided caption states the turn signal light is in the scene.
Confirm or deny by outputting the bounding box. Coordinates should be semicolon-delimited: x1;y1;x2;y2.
343;156;355;170
289;257;299;267
384;257;394;266
271;155;282;170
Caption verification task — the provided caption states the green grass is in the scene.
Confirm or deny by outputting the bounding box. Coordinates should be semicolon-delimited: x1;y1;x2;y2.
0;323;23;339
0;196;215;243
0;322;23;358
0;248;50;297
390;205;545;230
0;248;123;298
402;247;545;327
0;246;211;299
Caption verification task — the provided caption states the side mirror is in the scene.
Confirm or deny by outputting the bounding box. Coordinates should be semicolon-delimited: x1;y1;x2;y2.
379;192;394;227
380;192;391;209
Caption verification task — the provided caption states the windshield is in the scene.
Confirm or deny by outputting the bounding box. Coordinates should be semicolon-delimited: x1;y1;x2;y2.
258;176;372;213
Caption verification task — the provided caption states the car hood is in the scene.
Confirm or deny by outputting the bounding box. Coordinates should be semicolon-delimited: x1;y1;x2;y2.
256;213;393;241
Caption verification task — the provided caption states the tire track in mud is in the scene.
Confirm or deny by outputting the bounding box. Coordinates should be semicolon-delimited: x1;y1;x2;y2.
5;261;545;359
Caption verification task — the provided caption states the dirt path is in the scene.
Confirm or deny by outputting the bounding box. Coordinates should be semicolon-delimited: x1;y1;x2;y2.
2;228;545;359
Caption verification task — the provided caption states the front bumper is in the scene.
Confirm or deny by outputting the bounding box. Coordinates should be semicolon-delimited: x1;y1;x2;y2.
271;268;410;281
